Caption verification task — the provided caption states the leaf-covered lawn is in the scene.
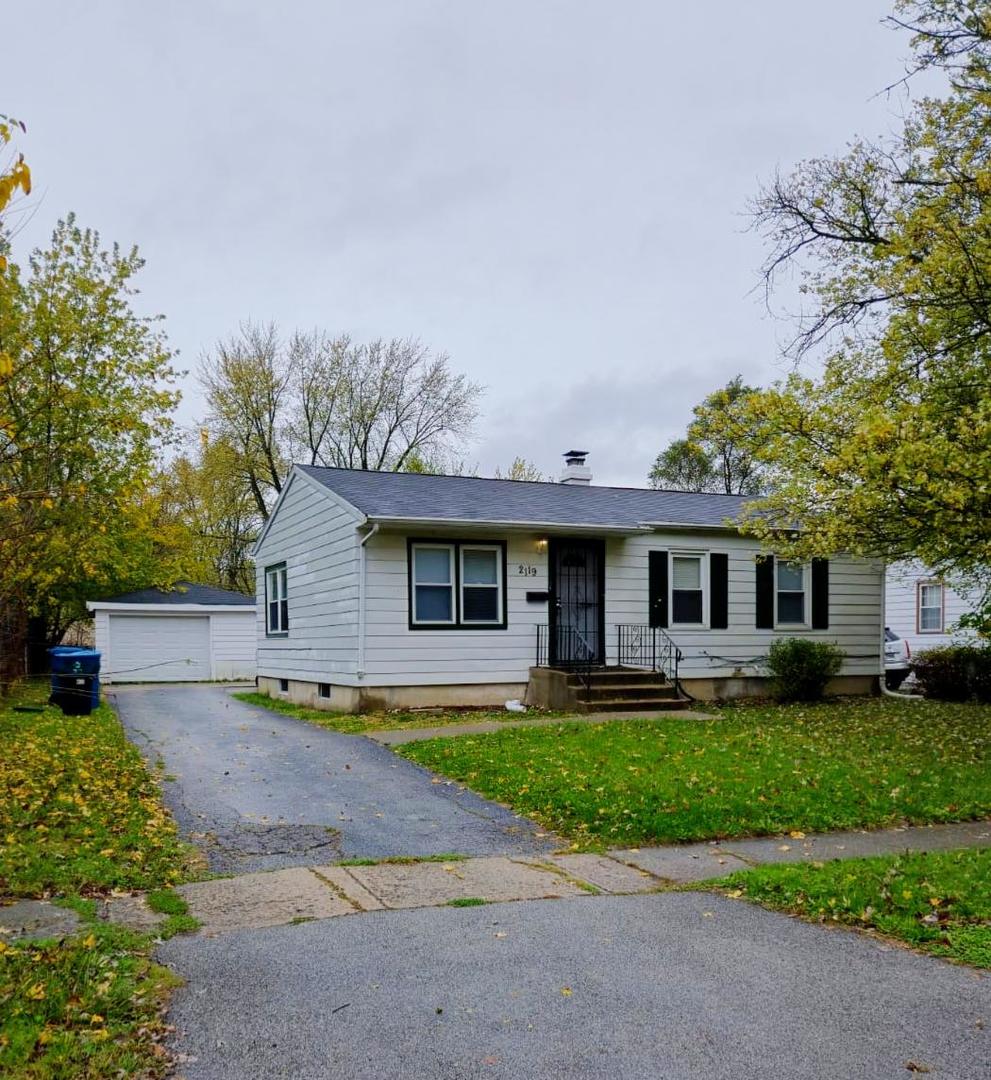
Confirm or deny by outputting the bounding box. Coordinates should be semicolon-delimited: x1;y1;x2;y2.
233;690;567;734
0;688;196;1079
398;698;991;847
709;848;991;968
0;690;191;898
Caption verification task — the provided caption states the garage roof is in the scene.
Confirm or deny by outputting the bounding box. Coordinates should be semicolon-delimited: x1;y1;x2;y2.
92;582;255;606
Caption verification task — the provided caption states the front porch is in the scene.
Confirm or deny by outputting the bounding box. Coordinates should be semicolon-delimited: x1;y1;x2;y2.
527;623;692;712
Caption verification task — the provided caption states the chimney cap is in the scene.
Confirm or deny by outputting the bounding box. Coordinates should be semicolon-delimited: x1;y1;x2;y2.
563;449;588;463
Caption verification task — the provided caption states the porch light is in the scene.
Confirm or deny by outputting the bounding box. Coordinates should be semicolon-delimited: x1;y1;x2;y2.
535;538;548;552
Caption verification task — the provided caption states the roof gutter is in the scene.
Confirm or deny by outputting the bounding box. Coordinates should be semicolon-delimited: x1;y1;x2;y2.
364;515;652;536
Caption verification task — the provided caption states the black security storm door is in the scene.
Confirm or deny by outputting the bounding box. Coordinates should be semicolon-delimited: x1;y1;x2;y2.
548;538;605;665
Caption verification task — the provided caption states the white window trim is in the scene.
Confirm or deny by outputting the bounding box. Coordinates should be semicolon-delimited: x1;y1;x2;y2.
411;543;457;626
918;581;944;634
774;560;810;629
669;551;709;629
265;564;288;636
459;544;504;625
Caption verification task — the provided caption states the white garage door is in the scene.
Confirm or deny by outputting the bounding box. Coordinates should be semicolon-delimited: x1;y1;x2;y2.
109;614;212;681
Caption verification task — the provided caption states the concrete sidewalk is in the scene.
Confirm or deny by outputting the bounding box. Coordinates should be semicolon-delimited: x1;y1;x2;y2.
91;817;991;938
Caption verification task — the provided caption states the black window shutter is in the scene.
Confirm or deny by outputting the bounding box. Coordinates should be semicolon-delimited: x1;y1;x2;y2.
811;558;829;629
648;551;668;629
755;555;774;629
710;553;729;630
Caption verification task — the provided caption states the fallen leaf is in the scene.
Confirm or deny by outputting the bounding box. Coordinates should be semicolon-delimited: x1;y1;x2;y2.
561;987;573;997
905;1062;931;1074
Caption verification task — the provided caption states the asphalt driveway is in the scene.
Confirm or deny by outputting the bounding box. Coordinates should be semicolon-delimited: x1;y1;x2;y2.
159;891;991;1080
111;684;556;872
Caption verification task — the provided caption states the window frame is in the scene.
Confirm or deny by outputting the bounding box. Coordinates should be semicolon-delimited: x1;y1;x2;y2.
407;539;508;630
459;543;505;626
917;581;945;634
668;550;709;629
410;543;457;627
265;562;289;637
774;559;810;629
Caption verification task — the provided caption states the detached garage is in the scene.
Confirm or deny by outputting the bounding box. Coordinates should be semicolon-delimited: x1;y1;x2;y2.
88;583;256;682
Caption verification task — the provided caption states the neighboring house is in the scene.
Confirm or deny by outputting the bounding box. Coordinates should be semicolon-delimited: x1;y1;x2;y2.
885;562;979;655
252;453;884;710
88;583;256;682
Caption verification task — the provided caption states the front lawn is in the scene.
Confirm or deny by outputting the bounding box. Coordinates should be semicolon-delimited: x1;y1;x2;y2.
708;847;991;968
398;698;991;847
233;690;567;734
0;686;195;1079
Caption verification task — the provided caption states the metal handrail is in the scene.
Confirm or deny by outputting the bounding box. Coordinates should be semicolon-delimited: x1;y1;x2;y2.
535;624;595;698
615;623;682;687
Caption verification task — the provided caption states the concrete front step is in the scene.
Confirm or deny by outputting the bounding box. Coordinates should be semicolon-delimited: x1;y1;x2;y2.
574;697;693;713
582;683;678;702
565;668;671;687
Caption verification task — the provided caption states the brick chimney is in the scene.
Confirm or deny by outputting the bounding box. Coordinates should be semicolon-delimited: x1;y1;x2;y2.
560;449;591;485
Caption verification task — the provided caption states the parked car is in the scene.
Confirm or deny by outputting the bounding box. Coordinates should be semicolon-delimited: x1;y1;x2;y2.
884;627;911;689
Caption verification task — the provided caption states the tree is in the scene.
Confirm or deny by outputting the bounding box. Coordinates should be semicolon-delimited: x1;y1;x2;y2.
201;326;483;517
162;433;260;594
0;114;30;272
494;457;545;481
649;376;766;494
0;216;188;643
727;1;991;628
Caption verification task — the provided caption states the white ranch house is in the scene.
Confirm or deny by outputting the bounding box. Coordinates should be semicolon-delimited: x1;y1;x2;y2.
252;454;884;711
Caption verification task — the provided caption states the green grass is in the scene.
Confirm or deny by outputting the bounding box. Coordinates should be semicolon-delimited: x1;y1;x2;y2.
707;848;991;968
335;853;468;867
0;685;197;1078
446;897;487;907
0;687;194;897
233;690;568;734
398;698;991;847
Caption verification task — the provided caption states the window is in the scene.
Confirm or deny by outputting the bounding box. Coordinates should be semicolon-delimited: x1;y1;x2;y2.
278;678;289;693
318;683;331;699
671;554;705;625
411;545;456;625
776;561;807;625
265;563;288;635
409;540;506;628
460;545;502;624
918;582;944;633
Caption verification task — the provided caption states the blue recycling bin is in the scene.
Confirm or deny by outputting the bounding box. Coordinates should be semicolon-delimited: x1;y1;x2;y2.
48;647;101;715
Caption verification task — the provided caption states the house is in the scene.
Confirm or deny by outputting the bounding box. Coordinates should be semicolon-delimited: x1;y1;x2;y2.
251;453;884;711
885;561;980;655
88;583;256;682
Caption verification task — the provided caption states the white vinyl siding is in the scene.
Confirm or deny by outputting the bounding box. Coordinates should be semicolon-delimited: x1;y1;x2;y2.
362;532;541;686
605;533;883;678
885;561;978;654
253;473;362;683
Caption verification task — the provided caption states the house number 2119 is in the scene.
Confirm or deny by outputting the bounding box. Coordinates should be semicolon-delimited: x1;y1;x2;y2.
517;564;538;576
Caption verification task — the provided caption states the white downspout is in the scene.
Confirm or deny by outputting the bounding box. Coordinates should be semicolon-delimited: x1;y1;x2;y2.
357;523;379;679
879;559;919;700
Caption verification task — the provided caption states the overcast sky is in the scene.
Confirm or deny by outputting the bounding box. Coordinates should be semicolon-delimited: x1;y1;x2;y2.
9;1;915;485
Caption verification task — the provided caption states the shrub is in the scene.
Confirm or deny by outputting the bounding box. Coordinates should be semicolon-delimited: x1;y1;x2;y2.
766;637;843;702
912;645;991;703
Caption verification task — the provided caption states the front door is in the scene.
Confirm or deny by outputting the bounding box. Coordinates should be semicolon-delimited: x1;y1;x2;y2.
549;538;605;666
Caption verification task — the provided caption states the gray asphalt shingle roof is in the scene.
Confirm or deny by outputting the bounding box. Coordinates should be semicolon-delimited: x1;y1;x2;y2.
95;582;255;606
298;465;749;530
